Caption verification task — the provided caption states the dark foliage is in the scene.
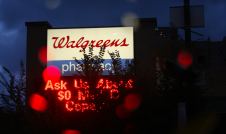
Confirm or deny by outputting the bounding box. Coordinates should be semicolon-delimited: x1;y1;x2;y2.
0;61;26;113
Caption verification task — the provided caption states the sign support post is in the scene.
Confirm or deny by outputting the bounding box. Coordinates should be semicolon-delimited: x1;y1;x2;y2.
184;0;191;46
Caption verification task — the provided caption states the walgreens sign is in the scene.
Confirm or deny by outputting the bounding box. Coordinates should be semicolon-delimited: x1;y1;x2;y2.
47;27;134;76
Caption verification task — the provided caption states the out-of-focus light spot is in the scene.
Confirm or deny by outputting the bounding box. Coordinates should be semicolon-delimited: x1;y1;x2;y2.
45;0;61;10
123;93;141;111
177;50;193;69
121;12;139;30
115;105;130;119
62;129;81;134
38;46;47;64
29;93;48;112
42;66;61;82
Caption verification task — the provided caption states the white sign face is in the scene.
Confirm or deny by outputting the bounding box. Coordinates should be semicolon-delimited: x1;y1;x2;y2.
47;27;134;76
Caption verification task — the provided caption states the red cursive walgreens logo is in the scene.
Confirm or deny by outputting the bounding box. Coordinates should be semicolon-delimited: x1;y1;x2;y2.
52;36;129;48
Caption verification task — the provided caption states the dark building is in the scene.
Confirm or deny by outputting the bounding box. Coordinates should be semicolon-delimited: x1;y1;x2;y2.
191;41;226;116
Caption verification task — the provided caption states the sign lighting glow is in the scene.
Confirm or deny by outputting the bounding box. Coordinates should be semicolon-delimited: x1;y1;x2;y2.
44;78;134;112
44;27;134;112
47;27;134;76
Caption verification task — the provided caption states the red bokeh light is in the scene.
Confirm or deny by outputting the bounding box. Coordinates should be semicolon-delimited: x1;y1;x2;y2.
62;129;81;134
177;50;193;69
42;66;61;82
38;46;47;64
29;93;48;112
123;93;141;111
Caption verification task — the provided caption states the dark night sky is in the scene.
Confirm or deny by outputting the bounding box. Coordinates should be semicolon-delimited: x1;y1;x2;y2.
0;0;226;72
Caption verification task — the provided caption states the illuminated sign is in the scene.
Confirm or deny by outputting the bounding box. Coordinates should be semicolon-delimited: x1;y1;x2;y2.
47;27;134;76
42;27;135;112
44;78;134;112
